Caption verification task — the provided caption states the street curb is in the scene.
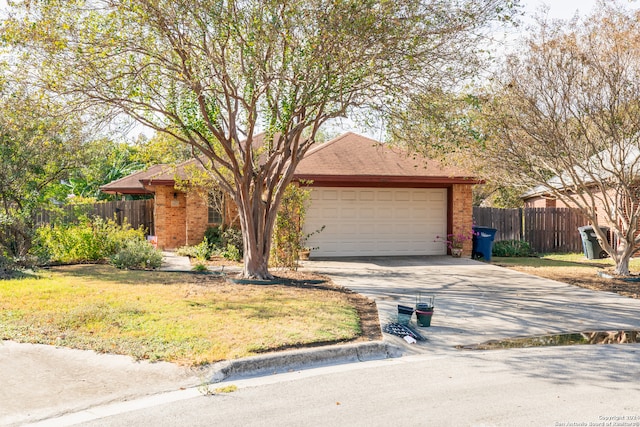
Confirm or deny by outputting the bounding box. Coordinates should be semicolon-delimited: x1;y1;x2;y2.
206;341;403;383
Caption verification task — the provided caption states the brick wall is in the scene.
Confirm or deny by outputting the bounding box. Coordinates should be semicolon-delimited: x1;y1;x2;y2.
186;192;209;246
451;184;474;252
154;186;187;250
154;186;236;249
524;195;557;208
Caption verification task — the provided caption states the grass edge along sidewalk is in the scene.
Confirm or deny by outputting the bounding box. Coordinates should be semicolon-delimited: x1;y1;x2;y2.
0;264;373;366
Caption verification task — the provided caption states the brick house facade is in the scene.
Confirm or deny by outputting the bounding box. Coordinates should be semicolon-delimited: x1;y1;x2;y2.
102;132;479;254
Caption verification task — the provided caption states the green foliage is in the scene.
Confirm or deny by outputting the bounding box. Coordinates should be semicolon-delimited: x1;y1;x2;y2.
32;217;145;264
110;239;163;270
270;184;311;269
204;226;223;248
221;227;243;256
492;240;534;257
176;226;241;262
0;79;88;259
132;132;192;166
221;243;241;262
192;263;209;272
219;227;243;261
0;251;15;279
176;237;213;261
63;139;145;201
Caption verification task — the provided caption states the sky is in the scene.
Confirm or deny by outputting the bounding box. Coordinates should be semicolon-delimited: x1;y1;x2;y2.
523;0;602;20
1;0;636;140
524;0;640;19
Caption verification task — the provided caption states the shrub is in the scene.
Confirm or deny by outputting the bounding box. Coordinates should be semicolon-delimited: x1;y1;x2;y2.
204;226;223;248
221;243;242;262
221;227;243;257
176;238;213;261
0;251;14;279
110;239;163;269
192;262;208;272
270;183;310;269
492;240;534;257
32;217;146;264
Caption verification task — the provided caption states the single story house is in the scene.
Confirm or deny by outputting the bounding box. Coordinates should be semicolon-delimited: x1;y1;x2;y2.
101;132;480;257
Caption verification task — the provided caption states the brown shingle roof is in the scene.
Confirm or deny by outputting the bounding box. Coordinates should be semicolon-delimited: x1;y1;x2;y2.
293;132;477;184
99;164;170;194
100;132;478;194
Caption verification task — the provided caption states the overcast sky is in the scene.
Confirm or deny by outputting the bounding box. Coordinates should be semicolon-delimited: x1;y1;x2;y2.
523;0;640;21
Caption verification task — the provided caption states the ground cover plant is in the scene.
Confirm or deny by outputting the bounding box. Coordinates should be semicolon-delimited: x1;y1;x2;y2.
493;253;640;300
0;265;376;366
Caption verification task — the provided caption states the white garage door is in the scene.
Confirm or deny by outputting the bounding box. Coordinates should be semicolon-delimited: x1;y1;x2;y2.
303;187;447;257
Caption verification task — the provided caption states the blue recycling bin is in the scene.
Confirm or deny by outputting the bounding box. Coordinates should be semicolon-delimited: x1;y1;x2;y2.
472;226;497;261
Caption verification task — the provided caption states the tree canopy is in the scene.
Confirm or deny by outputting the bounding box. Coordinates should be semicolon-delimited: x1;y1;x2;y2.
0;78;87;259
477;2;640;275
3;0;518;277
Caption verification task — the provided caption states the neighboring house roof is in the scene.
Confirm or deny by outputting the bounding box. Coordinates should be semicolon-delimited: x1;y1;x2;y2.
100;132;479;194
522;145;640;200
294;132;478;185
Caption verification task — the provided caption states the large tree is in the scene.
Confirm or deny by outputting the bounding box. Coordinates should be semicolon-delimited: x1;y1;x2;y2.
4;0;517;278
477;3;640;275
0;80;87;260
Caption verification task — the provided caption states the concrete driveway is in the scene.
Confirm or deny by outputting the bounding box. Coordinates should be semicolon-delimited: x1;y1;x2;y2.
304;256;640;350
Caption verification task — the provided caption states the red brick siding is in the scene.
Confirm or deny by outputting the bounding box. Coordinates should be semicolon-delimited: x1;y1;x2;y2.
154;186;187;250
524;196;557;208
451;184;474;252
186;192;209;246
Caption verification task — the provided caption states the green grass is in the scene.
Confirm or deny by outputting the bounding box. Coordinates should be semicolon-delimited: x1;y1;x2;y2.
0;265;361;366
493;252;640;270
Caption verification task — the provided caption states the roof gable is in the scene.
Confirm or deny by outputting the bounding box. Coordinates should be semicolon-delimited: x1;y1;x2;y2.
100;132;478;194
293;132;476;183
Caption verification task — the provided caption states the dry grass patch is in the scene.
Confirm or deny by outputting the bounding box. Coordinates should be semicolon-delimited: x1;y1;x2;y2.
0;265;374;366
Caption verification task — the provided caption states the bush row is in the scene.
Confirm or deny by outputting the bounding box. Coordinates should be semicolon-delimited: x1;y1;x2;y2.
492;240;534;257
32;217;162;269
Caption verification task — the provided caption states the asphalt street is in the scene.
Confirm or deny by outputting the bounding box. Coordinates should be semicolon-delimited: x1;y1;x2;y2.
46;345;640;427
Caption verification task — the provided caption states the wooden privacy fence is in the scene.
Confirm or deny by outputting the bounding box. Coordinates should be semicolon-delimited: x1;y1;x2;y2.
35;199;154;235
473;207;589;254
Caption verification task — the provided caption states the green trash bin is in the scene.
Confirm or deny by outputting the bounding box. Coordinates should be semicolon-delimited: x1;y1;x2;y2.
577;226;609;259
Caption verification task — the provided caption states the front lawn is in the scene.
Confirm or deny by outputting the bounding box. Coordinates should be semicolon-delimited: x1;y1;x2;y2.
0;265;369;366
493;253;640;299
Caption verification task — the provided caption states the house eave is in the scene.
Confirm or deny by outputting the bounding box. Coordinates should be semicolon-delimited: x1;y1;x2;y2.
293;174;482;187
99;187;154;195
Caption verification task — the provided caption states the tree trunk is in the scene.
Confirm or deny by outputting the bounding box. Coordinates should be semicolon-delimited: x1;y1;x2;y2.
612;238;632;276
614;256;631;276
235;182;278;280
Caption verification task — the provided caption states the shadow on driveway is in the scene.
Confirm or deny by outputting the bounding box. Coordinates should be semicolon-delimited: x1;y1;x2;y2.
303;256;640;350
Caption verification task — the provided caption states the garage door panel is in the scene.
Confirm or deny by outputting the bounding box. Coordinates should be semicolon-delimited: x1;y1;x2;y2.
304;187;447;257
